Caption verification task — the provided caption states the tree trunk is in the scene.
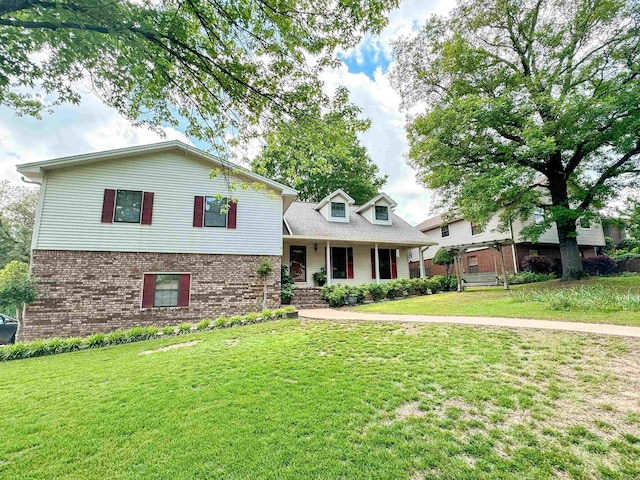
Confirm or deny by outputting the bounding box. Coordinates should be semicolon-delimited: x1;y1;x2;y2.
262;281;268;311
14;303;23;342
548;173;585;281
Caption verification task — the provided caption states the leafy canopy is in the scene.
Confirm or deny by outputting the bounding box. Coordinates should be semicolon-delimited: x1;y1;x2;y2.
0;261;36;308
251;87;387;204
0;0;398;150
391;0;640;238
0;181;39;268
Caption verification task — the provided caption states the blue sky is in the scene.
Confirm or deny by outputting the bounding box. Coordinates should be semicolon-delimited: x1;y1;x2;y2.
0;0;452;225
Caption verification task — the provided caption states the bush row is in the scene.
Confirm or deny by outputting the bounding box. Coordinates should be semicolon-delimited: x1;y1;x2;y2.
504;272;557;285
0;306;297;362
320;276;458;308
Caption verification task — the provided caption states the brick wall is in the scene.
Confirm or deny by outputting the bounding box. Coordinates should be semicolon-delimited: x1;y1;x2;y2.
24;250;281;340
291;287;328;309
411;245;517;276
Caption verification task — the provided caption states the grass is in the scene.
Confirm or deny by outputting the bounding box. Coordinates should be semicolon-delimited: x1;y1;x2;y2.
354;276;640;326
1;320;639;479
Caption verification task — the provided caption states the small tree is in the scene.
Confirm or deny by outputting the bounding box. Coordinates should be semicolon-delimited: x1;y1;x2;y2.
0;261;36;341
432;248;455;275
256;259;274;311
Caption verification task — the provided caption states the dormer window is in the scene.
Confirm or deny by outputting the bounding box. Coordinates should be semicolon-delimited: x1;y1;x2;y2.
331;202;346;218
375;205;389;221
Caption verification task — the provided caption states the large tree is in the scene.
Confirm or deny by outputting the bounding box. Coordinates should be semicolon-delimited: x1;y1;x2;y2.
391;0;640;280
251;87;387;204
0;181;39;267
0;0;398;147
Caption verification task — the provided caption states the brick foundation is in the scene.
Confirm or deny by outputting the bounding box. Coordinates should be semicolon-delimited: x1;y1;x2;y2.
24;250;281;340
291;287;328;309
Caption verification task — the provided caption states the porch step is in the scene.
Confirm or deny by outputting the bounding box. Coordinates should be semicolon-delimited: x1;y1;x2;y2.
291;287;328;309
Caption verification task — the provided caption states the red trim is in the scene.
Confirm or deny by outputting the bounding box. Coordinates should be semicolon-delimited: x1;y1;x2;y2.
178;274;191;307
142;274;155;308
227;200;237;229
391;250;398;279
101;189;116;223
370;249;376;279
193;196;204;227
347;247;354;279
141;192;154;225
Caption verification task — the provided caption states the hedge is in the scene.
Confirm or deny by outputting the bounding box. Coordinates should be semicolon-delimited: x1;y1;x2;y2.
0;306;297;362
320;276;458;308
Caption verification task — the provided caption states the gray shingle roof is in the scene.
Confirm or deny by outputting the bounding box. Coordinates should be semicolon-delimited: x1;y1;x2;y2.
284;202;432;246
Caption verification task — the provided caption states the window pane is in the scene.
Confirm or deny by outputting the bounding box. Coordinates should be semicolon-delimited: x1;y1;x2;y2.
375;206;389;221
379;249;392;279
331;202;346;218
331;247;347;278
204;197;227;227
471;223;483;235
441;225;449;237
114;190;142;223
154;274;180;307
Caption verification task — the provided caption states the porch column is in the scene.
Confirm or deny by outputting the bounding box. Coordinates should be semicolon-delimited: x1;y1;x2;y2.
419;247;425;278
326;241;331;286
374;243;380;283
511;244;519;273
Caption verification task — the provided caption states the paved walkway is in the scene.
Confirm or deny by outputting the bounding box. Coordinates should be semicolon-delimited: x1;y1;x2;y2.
298;308;640;338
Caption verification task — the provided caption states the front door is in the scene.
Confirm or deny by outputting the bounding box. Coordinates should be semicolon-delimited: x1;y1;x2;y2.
290;246;307;283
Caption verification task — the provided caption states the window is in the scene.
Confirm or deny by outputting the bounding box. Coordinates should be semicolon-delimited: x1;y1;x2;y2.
142;273;190;308
375;205;389;221
204;196;228;227
154;274;180;307
471;222;483;235
579;218;591;229
533;208;545;224
330;247;353;279
114;190;142;223
371;248;397;280
441;224;450;237
467;255;479;273
331;202;346;218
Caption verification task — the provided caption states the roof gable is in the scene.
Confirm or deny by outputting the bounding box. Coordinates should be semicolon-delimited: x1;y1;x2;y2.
314;189;355;211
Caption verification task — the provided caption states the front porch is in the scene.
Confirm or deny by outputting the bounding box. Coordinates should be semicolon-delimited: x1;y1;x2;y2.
282;238;431;289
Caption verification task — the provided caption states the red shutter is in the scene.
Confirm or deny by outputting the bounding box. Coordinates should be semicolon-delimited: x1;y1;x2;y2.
193;196;204;227
227;200;237;229
141;192;154;225
371;249;376;279
101;189;116;223
347;247;354;279
391;249;398;279
178;274;191;307
142;274;155;308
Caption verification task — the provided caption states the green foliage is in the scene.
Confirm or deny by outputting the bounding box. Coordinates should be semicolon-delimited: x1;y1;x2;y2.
321;285;348;308
366;283;387;302
280;265;295;301
513;286;640;312
0;260;36;313
506;272;556;285
313;268;327;286
251;88;387;204
582;256;619;276
196;319;211;330
0;1;398;150
428;275;458;293
0;181;38;268
391;0;640;279
256;259;274;280
177;323;192;333
0;307;297;361
432;249;454;275
609;238;640;261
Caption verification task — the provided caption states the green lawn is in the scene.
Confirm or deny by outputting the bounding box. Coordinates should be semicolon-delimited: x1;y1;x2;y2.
1;320;639;479
354;276;640;326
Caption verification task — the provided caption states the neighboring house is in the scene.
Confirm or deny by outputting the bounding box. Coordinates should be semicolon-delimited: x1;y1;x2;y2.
17;142;430;339
283;191;432;295
602;217;629;246
17;141;297;340
410;212;606;276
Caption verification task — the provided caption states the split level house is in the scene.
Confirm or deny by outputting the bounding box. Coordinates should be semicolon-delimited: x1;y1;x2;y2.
410;211;606;278
17;141;431;340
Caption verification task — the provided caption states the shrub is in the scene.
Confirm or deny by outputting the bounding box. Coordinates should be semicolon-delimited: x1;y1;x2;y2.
229;315;244;325
213;316;228;327
283;305;296;313
582;255;618;276
26;340;50;357
325;285;348;307
521;255;554;274
385;279;407;299
367;282;387;302
177;322;192;333
162;326;176;335
87;333;107;348
506;272;556;285
106;330;127;344
346;285;367;304
429;275;457;293
126;327;157;342
243;312;259;324
432;248;455;274
280;265;295;302
196;319;211;330
261;309;275;320
273;308;287;318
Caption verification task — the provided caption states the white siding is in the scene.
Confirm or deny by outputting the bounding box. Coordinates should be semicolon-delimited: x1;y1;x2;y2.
512;217;606;246
283;241;410;287
35;152;283;255
319;193;351;223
